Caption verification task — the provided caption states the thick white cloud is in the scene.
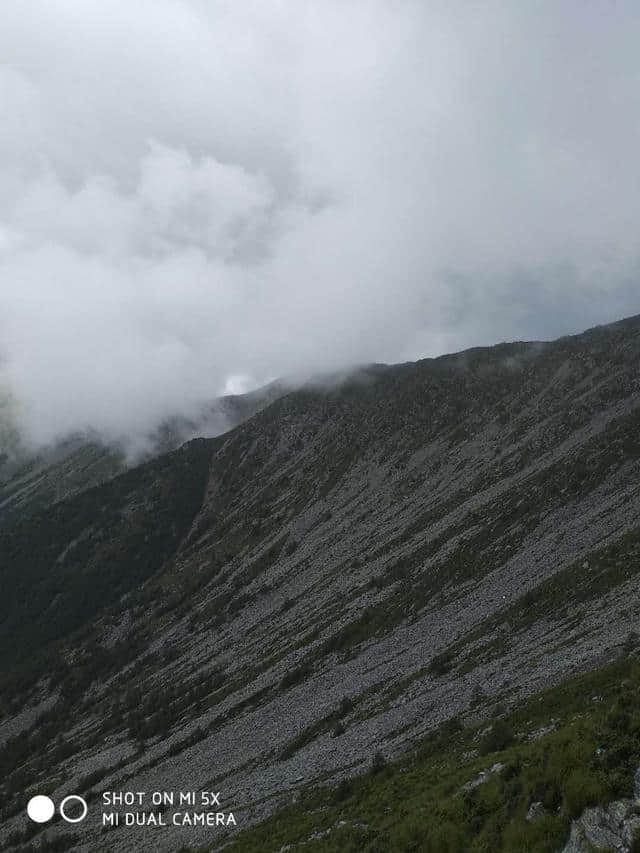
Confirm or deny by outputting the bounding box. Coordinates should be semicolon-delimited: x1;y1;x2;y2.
1;1;639;446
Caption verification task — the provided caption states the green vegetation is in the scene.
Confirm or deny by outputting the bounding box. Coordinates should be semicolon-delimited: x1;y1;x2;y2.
0;439;213;686
218;654;640;853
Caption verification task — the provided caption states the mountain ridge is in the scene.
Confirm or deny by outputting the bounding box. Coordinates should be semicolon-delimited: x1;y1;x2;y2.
2;313;640;852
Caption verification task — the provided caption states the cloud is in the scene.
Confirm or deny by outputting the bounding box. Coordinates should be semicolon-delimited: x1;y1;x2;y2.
1;1;639;447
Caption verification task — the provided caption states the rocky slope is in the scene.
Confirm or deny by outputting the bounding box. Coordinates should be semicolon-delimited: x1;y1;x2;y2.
0;380;285;529
2;315;640;852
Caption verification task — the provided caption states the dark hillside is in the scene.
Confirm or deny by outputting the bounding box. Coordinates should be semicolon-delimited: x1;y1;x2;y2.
0;439;213;681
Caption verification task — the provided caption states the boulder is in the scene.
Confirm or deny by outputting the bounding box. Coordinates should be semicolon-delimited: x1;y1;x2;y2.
561;800;640;852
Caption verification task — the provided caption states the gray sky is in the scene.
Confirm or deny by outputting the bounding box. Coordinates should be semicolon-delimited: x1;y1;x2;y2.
1;1;639;447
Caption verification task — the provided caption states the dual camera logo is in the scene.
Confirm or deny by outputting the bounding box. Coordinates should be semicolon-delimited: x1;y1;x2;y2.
27;794;88;824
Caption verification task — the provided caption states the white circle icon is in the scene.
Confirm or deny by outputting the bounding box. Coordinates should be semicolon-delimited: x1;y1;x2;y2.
60;794;88;823
27;795;55;823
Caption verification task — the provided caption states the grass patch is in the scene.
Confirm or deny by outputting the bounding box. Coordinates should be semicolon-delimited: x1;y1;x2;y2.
216;654;640;853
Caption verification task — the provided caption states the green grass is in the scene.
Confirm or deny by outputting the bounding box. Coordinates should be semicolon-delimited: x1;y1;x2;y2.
215;654;640;853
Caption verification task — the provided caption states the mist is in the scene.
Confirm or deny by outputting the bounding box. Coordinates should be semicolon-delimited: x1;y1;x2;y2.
1;1;640;448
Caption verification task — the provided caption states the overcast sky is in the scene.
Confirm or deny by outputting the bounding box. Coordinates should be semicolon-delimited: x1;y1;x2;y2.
1;1;639;447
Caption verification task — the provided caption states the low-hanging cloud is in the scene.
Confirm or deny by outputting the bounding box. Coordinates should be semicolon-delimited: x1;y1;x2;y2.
1;0;640;448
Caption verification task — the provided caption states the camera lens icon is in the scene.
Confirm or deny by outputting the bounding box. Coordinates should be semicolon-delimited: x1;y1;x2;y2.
27;794;88;823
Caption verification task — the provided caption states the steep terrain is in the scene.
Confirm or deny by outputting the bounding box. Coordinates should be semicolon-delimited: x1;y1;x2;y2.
2;315;640;852
0;380;285;529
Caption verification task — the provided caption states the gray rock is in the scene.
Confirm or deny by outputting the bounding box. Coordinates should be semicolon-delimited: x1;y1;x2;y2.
461;762;504;792
525;801;548;821
561;799;640;853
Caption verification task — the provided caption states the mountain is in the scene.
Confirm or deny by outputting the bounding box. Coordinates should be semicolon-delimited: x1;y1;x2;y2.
2;315;640;852
0;380;285;529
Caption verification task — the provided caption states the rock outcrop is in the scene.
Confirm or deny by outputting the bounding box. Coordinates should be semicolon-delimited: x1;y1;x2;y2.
562;797;640;852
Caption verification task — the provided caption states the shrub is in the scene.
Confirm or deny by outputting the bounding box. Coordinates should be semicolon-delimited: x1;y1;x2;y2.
562;768;609;818
428;650;455;676
333;779;353;802
279;662;312;690
470;684;486;708
478;719;515;755
371;751;387;774
338;696;354;716
502;815;567;853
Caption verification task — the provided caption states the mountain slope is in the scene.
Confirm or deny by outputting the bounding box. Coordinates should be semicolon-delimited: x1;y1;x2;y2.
2;315;640;852
223;654;640;853
0;380;285;529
